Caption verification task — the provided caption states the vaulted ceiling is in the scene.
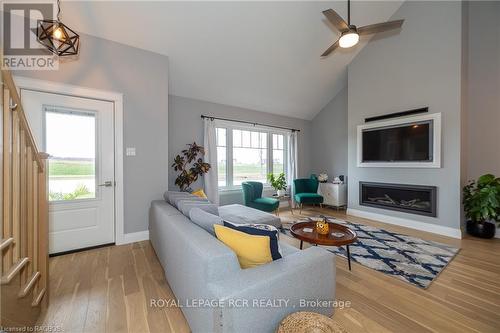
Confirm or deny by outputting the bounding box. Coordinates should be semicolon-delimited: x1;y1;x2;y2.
61;1;403;120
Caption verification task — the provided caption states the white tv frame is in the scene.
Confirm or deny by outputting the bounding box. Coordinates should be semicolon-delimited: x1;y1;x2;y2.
357;112;442;168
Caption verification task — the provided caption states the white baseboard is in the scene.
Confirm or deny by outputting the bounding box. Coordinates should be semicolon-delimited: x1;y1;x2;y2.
346;208;463;239
495;227;500;239
117;230;150;245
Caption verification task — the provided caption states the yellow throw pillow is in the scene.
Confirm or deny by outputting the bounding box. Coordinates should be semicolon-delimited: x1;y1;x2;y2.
214;225;273;269
191;188;207;198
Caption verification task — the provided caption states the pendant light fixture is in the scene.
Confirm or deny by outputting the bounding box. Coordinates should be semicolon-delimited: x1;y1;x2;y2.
37;0;80;56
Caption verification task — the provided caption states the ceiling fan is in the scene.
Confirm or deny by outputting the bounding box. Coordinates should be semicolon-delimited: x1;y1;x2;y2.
321;0;404;57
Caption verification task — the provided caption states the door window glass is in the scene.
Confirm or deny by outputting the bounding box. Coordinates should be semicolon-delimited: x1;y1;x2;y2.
45;108;96;201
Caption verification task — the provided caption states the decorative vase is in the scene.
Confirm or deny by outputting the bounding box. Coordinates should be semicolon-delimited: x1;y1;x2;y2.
318;173;328;183
466;220;496;239
277;189;286;197
316;218;329;235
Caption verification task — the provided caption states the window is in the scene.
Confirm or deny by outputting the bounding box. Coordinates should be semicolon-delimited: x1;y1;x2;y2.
233;129;267;185
216;128;227;187
272;134;285;177
45;108;96;201
216;124;288;189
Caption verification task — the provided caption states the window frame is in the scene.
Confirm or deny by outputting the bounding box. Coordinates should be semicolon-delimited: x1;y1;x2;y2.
215;120;289;190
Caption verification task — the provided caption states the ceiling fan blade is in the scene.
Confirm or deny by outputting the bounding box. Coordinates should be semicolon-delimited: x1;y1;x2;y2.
321;40;340;57
358;19;404;35
322;9;349;32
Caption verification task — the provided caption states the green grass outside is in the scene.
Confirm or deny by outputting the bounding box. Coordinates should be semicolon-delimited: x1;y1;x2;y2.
49;160;94;177
218;163;284;181
49;161;282;179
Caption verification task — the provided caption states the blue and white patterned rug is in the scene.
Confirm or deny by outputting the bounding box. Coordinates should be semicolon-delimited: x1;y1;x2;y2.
281;216;460;289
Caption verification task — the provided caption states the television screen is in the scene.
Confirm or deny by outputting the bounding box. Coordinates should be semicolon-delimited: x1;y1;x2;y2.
362;121;433;162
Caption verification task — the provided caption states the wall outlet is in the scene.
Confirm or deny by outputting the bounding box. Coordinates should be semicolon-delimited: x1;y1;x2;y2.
126;147;136;156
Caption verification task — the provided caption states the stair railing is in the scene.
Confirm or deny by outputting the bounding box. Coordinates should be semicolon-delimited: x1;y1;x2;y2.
1;68;49;327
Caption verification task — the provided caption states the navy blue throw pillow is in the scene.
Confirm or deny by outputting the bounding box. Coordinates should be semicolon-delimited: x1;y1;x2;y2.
223;221;282;260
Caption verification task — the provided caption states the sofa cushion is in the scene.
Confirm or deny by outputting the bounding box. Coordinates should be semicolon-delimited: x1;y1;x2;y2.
253;197;279;205
178;200;218;217
164;191;192;203
189;208;223;235
214;225;273;269
218;204;282;228
153;199;184;217
294;193;324;204
249;197;280;213
171;195;209;208
223;221;282;260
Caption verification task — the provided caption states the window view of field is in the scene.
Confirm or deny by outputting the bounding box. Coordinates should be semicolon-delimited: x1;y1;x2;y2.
45;110;96;201
48;158;95;201
216;127;285;187
216;128;227;186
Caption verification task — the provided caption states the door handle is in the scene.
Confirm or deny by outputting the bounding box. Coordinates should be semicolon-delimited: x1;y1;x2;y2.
98;181;114;187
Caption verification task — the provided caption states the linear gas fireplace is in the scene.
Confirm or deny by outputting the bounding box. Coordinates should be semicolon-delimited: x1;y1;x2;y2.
360;182;437;217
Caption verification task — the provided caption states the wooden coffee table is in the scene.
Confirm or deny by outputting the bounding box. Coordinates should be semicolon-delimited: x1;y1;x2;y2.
290;221;358;270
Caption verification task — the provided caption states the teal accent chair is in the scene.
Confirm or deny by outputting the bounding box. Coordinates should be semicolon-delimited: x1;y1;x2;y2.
241;181;280;213
293;177;324;214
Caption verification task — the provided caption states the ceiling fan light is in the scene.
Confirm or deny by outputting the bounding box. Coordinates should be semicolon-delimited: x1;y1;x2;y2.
339;32;359;48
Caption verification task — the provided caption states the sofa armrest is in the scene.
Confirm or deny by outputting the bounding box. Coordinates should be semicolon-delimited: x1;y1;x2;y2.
208;246;336;333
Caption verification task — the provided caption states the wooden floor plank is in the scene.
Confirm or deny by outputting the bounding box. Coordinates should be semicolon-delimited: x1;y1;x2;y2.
335;308;391;333
142;275;172;333
124;291;150;333
83;248;109;333
63;252;94;333
105;276;128;333
37;208;500;333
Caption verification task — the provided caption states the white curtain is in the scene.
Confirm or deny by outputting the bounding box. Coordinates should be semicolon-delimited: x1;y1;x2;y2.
203;118;219;205
286;130;298;206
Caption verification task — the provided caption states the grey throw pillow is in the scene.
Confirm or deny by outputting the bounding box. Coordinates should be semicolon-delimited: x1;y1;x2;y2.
178;201;219;217
189;207;223;236
171;195;209;208
163;191;191;204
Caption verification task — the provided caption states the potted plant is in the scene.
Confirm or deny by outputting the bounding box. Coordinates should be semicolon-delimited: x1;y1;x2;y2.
171;142;211;192
268;172;287;196
463;174;500;239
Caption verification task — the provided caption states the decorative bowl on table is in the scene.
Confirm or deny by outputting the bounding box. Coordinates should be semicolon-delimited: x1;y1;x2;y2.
316;217;329;235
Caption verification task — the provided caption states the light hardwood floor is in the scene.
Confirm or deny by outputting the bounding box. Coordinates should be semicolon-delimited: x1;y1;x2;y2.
38;207;500;332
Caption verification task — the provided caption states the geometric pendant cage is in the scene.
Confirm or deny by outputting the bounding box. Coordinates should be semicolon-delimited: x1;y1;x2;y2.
37;19;80;56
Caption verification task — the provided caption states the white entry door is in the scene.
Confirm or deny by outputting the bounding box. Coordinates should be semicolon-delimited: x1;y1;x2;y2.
21;89;115;254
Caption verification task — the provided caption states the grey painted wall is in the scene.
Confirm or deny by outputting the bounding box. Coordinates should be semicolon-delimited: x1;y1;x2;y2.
15;33;169;234
310;86;348;180
465;1;500;181
168;95;312;203
347;1;463;230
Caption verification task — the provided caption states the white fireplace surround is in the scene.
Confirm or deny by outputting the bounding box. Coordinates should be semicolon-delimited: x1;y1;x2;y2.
357;112;442;168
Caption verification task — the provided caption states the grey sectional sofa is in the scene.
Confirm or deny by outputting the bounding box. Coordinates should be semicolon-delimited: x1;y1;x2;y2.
149;196;336;333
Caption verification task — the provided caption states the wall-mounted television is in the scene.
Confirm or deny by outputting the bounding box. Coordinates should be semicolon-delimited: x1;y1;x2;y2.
357;113;441;168
362;121;433;162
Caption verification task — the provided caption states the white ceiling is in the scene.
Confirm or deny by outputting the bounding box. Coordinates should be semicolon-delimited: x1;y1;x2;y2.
61;1;403;120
